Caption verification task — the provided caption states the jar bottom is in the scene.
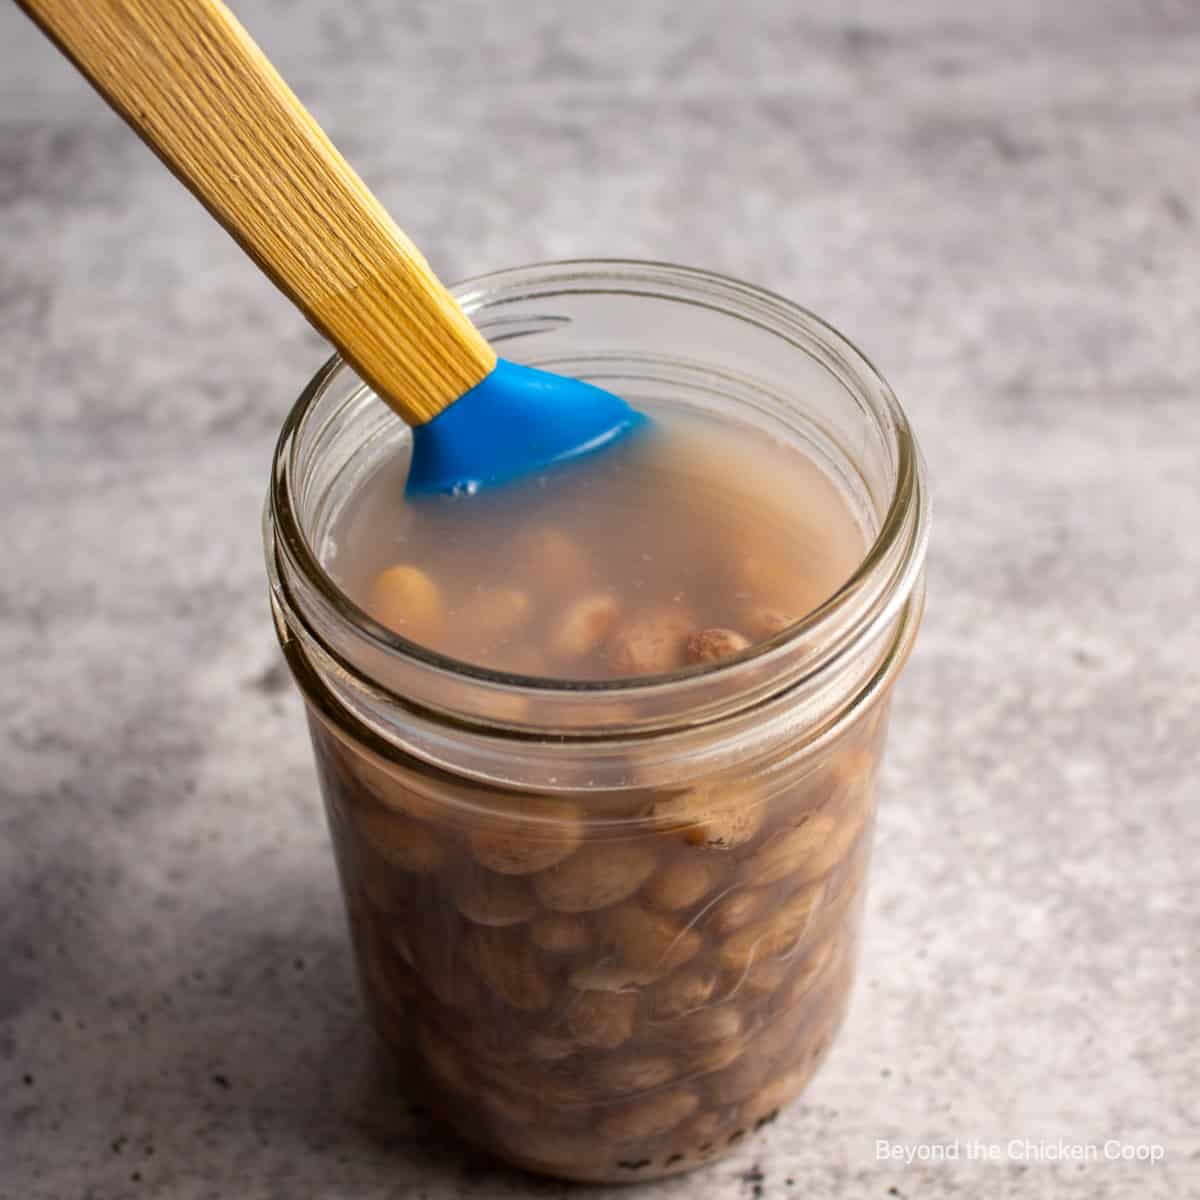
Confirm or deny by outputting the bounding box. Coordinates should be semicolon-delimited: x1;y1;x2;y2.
360;988;851;1185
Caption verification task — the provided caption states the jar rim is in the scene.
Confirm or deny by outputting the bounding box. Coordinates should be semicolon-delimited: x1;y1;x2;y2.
268;258;928;719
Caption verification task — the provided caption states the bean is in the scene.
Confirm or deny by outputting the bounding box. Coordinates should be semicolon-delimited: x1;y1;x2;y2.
732;554;825;617
598;1088;700;1142
738;955;790;996
594;1055;679;1094
704;887;768;935
453;871;537;927
567;988;638;1049
686;627;750;665
742;605;796;641
481;1085;539;1126
740;1066;811;1126
352;805;444;873
505;1129;603;1172
707;1054;771;1106
396;923;477;1010
368;564;444;640
339;744;440;821
675;1109;725;1149
530;912;593;954
643;858;720;911
513;526;591;593
455;585;534;640
528;1033;577;1063
548;593;620;660
607;605;695;675
664;1004;744;1047
417;1026;472;1094
718;881;825;971
468;797;583;875
534;842;657;913
649;965;720;1020
569;960;660;992
650;785;765;851
748;808;862;886
780;931;840;1007
466;926;553;1011
682;1035;745;1077
600;903;702;973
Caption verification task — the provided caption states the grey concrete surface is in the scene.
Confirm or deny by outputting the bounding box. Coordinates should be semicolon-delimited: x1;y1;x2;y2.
2;1;1197;1197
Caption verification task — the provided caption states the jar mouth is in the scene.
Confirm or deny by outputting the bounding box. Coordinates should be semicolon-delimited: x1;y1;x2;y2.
266;259;929;737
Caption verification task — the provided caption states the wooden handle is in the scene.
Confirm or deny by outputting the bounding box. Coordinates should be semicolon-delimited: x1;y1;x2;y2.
18;0;496;424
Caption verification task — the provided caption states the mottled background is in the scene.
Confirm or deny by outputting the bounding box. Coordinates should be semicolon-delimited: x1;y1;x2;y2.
2;1;1197;1197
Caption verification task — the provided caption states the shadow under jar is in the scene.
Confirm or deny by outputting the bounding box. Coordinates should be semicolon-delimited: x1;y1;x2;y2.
264;261;930;1183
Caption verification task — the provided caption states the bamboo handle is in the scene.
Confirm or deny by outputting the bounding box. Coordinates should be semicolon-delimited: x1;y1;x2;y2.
18;0;496;424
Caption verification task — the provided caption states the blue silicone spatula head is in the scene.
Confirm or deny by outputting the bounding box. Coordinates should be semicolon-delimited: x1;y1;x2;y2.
17;0;647;498
406;358;648;495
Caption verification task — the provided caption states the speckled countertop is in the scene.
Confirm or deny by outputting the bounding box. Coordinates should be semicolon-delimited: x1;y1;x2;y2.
2;2;1197;1197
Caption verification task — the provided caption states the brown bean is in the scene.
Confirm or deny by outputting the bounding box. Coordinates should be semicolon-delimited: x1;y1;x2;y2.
534;842;657;913
354;851;405;912
832;745;875;793
505;1129;603;1172
755;1002;809;1062
417;1026;472;1093
361;926;417;1025
649;964;720;1020
455;585;534;640
482;1063;587;1110
704;887;768;935
598;1088;700;1141
548;593;620;660
481;1085;539;1126
567;988;637;1049
600;903;702;974
741;605;797;642
527;1033;577;1063
779;931;840;1007
593;1055;679;1094
732;555;826;617
466;926;553;1011
448;1016;522;1068
828;747;876;829
718;881;825;971
394;923;477;1010
468;797;583;875
738;955;790;996
337;742;441;822
513;526;590;593
739;1066;812;1126
675;1109;725;1149
453;871;537;927
669;1004;744;1047
682;1035;746;1077
642;858;720;912
530;912;593;955
686;627;750;665
352;805;444;873
748;808;863;886
650;784;765;851
368;564;444;641
706;1053;771;1106
607;605;695;675
569;960;660;992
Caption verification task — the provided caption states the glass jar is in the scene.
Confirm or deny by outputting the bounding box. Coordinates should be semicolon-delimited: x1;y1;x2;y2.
264;260;929;1183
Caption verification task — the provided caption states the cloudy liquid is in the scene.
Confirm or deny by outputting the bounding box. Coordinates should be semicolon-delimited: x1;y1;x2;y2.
324;405;865;679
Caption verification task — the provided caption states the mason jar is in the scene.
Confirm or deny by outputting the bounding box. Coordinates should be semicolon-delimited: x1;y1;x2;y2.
263;260;930;1182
